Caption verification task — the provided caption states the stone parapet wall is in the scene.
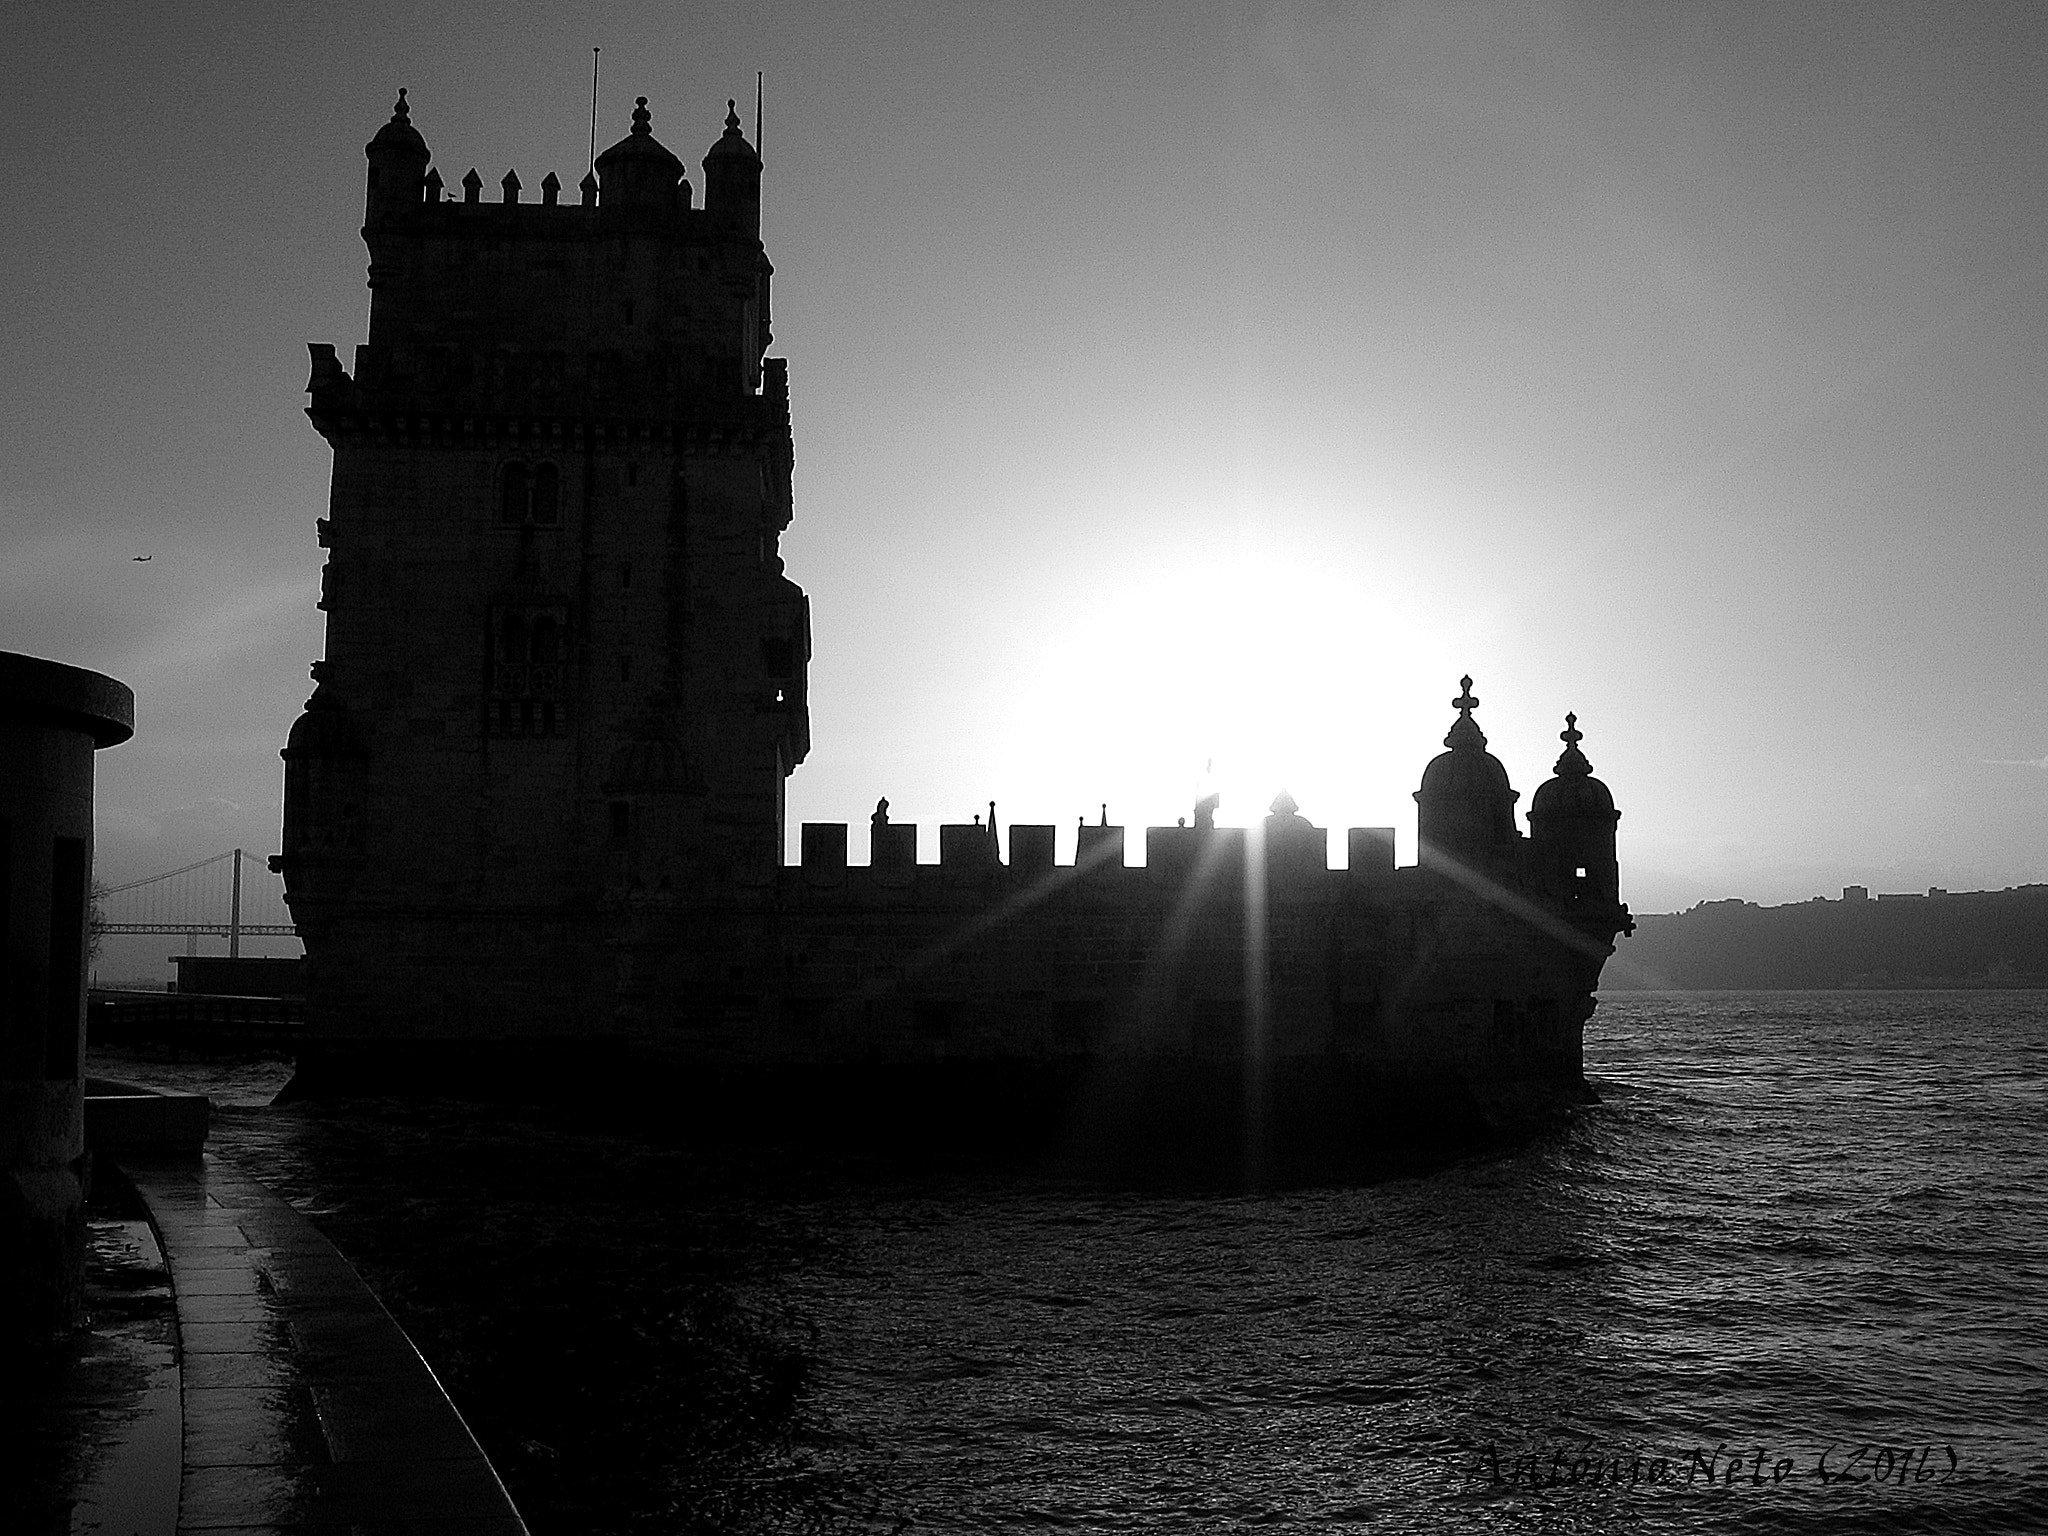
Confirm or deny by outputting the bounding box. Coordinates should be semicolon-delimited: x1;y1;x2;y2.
301;825;1617;1098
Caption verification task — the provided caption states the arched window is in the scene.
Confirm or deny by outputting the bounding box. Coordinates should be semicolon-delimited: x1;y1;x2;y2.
499;463;529;525
531;463;560;525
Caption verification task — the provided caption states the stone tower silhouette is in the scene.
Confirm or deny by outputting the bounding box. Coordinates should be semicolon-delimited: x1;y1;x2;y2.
278;91;808;1036
278;94;1631;1142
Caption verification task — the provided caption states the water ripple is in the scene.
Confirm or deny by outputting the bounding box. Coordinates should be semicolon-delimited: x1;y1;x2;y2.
770;992;2048;1533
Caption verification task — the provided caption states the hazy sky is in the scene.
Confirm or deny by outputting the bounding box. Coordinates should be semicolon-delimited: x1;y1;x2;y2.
7;1;2048;956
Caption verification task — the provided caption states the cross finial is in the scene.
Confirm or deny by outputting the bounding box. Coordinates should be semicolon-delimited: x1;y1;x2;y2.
1552;711;1593;776
1443;673;1487;750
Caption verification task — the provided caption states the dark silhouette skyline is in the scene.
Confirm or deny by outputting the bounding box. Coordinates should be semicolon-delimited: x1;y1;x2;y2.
6;4;2048;947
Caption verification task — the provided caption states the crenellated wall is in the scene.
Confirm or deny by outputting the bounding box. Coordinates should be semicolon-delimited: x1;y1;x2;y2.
589;807;1619;1086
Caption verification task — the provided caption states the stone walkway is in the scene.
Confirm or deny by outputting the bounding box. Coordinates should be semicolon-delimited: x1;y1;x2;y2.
121;1152;529;1534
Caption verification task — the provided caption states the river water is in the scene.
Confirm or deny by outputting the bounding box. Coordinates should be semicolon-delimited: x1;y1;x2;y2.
110;990;2048;1533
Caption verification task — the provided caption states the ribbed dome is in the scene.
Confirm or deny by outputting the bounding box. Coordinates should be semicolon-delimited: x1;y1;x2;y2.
1530;772;1615;818
1529;713;1616;820
1415;676;1517;809
367;89;428;158
284;680;366;760
1417;742;1517;805
704;99;758;164
1414;676;1520;855
595;97;686;207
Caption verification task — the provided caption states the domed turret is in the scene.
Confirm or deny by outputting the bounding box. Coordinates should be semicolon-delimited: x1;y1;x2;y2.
283;683;365;762
364;89;431;224
701;98;761;234
594;97;688;211
1527;713;1621;906
1414;676;1520;872
1529;713;1614;820
279;666;368;867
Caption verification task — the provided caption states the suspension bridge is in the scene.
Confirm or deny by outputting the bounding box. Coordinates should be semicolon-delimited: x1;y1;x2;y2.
97;849;297;957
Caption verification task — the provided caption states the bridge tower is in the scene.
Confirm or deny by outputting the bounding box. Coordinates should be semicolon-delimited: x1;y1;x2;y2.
278;92;810;1039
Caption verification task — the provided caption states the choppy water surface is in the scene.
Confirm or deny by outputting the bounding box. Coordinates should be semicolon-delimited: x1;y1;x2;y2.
162;992;2047;1533
765;993;2048;1532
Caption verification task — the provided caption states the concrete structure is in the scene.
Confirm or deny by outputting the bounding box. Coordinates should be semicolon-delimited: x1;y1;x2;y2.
169;954;306;998
1;650;133;1340
279;96;1633;1140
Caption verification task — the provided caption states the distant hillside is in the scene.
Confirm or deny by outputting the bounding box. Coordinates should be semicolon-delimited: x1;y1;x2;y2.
1604;885;2048;989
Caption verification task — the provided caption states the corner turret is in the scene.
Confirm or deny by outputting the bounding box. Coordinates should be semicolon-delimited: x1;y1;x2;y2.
277;663;368;876
1527;712;1622;910
701;98;761;236
364;89;429;225
595;97;689;211
1414;676;1520;873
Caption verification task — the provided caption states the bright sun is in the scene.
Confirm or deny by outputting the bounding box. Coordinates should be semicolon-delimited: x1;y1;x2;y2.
993;541;1474;860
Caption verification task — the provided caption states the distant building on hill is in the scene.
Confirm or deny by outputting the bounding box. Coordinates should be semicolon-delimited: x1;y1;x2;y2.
1611;885;2048;990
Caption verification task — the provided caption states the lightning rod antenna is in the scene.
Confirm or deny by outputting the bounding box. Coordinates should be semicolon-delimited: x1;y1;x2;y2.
589;47;601;172
755;70;763;158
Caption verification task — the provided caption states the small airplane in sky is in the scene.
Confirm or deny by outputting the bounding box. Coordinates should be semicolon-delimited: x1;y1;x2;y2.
131;555;152;562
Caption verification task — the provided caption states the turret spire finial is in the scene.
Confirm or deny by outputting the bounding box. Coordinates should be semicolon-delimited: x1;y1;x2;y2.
725;97;742;132
1553;712;1593;776
1444;675;1486;750
392;87;410;124
631;96;651;136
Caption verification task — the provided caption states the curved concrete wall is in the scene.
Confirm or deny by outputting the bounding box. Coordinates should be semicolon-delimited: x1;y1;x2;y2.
0;650;132;1342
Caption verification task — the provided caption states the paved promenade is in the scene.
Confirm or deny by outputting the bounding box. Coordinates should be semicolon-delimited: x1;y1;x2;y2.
122;1152;530;1534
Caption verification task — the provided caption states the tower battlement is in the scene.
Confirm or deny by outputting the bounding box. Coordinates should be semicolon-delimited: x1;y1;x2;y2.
352;90;773;411
784;819;1405;886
